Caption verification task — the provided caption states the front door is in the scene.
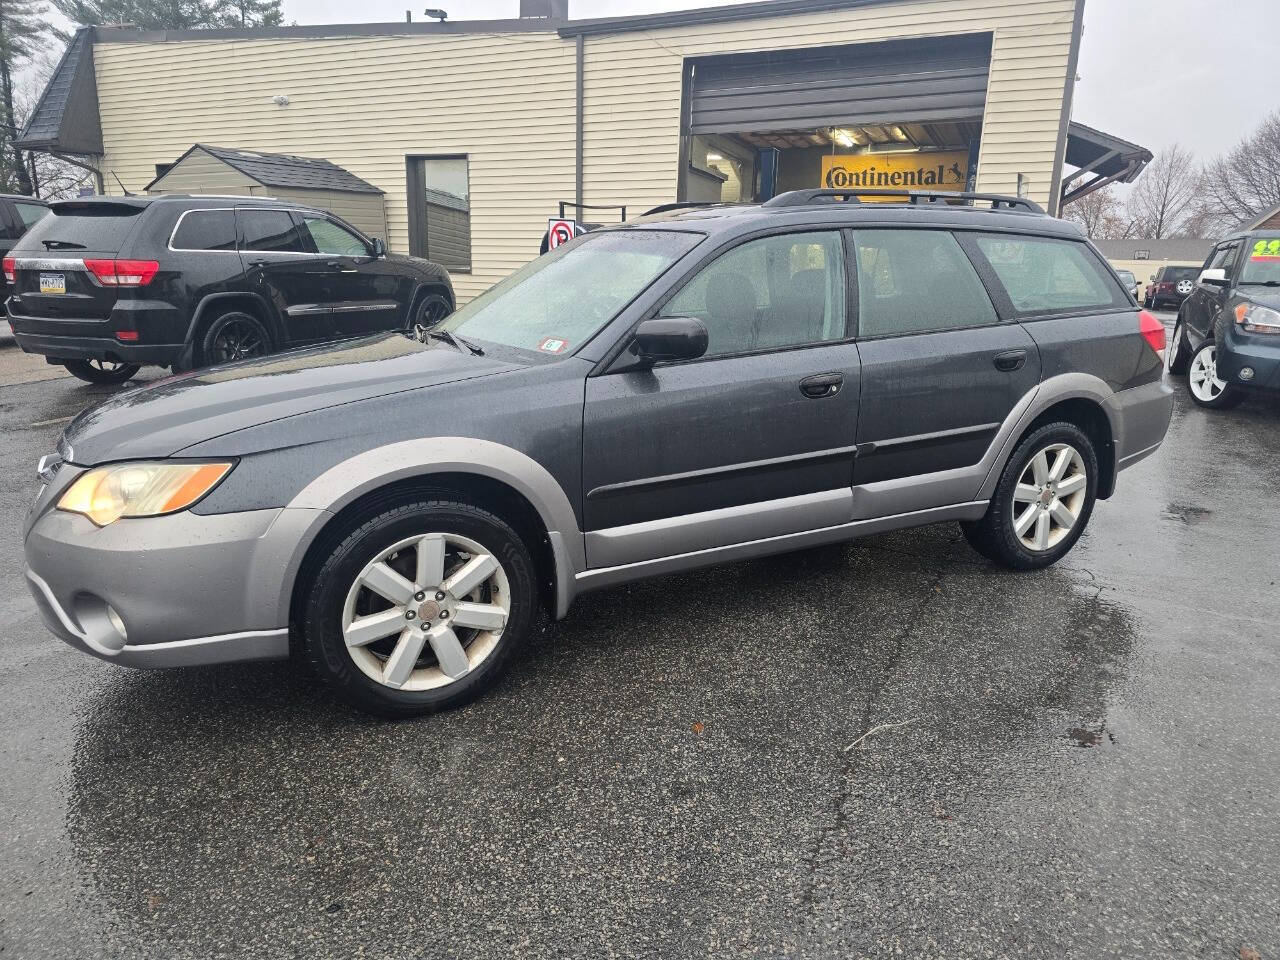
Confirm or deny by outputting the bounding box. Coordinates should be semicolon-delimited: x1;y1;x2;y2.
848;227;1042;518
1184;240;1237;344
297;213;408;336
582;229;860;569
236;207;334;344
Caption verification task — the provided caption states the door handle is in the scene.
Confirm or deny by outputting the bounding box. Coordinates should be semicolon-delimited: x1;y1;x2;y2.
799;373;843;399
247;259;268;268
993;349;1027;372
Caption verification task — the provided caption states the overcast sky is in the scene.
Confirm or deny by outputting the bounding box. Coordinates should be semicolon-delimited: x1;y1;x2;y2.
281;0;1278;164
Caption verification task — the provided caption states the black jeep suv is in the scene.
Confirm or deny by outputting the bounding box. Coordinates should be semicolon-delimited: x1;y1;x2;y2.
4;195;453;384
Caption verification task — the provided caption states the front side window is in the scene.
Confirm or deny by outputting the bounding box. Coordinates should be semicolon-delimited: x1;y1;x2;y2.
171;210;237;251
438;229;701;358
238;209;305;253
974;234;1123;315
302;216;368;257
659;231;846;357
853;229;996;337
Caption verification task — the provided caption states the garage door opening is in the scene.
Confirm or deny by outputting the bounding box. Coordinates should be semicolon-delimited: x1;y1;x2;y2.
680;34;992;205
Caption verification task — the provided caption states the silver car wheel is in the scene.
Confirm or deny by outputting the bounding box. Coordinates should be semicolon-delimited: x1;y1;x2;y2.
1176;279;1194;296
341;533;510;691
1167;323;1181;371
1010;442;1088;552
1189;344;1226;402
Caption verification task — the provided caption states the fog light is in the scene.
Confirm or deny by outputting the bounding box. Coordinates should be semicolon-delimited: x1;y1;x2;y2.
1240;367;1255;381
105;605;128;642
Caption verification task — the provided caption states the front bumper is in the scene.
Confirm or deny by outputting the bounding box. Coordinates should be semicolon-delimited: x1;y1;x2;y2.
1216;325;1280;392
23;500;327;669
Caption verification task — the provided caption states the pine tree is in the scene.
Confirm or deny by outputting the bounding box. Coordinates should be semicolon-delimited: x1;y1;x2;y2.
52;0;282;31
215;0;281;27
0;0;48;194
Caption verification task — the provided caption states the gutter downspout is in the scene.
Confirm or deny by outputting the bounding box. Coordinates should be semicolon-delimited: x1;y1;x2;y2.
574;32;584;210
52;151;105;195
1048;0;1087;217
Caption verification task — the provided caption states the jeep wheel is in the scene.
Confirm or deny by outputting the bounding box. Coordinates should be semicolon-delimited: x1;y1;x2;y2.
409;292;452;342
200;311;271;366
961;421;1097;570
302;496;539;717
1186;340;1245;409
62;359;141;385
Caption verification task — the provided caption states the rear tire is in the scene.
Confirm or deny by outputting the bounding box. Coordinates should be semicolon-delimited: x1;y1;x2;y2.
408;291;452;342
62;359;140;385
302;496;540;718
1167;320;1191;375
961;421;1098;570
198;311;271;367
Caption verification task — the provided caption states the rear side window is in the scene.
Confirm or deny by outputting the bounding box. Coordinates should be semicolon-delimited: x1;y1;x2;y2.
13;201;47;230
16;204;143;253
852;229;997;337
171;210;237;251
973;235;1124;315
238;209;306;253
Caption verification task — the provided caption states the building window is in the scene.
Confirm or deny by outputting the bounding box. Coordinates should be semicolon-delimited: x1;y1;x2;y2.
407;156;471;272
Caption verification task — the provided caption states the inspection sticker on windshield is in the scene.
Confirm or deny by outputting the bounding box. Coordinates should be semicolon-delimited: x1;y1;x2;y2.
1250;239;1280;261
538;337;569;354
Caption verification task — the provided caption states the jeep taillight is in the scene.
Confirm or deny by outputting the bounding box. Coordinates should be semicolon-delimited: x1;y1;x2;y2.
2;257;14;283
84;258;159;287
1139;309;1166;360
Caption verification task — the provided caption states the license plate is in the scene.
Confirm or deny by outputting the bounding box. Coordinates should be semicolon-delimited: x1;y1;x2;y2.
39;273;66;295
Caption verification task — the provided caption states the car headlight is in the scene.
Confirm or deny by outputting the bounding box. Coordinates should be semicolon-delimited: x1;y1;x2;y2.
1235;302;1280;334
57;461;234;526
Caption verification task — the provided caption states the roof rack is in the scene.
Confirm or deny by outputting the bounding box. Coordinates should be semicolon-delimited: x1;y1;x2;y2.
762;189;1044;214
642;201;714;216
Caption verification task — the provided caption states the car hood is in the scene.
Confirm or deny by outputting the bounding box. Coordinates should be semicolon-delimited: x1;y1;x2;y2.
60;334;518;465
1241;289;1280;311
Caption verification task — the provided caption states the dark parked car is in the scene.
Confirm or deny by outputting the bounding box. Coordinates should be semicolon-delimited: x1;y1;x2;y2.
0;193;50;298
1168;231;1280;408
1143;264;1198;310
4;195;453;384
23;189;1173;717
1115;268;1139;301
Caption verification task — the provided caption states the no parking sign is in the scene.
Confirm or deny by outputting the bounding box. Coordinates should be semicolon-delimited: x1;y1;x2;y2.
547;218;577;250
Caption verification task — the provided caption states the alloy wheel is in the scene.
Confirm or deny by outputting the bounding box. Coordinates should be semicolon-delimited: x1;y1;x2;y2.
341;533;510;690
411;298;452;342
1189;344;1226;402
1176;279;1194;296
1010;442;1088;552
1167;323;1181;371
210;319;267;362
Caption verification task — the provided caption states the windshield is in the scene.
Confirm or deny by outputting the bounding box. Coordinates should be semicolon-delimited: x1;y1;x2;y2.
1241;236;1280;285
438;229;702;357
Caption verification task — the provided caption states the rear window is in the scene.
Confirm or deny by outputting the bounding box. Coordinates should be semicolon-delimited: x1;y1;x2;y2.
973;234;1125;315
15;204;143;253
1163;267;1198;281
171;209;237;251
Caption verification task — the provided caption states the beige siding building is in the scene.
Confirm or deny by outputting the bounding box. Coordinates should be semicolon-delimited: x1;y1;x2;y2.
18;0;1146;304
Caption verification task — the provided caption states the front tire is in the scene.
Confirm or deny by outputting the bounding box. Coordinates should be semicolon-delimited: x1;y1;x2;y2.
408;292;453;342
62;359;140;384
1167;320;1191;375
1186;340;1245;409
961;422;1098;570
302;496;539;718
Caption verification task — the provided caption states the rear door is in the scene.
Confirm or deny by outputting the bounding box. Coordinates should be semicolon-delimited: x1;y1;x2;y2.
236;207;333;344
582;229;861;568
297;213;408;336
7;200;145;327
850;228;1041;518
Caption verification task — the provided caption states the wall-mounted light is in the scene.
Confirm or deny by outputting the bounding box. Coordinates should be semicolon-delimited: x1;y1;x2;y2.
828;127;855;148
890;126;909;142
272;94;290;107
706;152;723;161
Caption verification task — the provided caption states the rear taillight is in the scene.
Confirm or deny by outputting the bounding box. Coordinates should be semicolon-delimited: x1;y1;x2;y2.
1139;309;1166;360
2;257;14;283
84;258;159;287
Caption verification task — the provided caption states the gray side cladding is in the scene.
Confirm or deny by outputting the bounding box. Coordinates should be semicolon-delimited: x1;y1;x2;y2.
187;358;592;524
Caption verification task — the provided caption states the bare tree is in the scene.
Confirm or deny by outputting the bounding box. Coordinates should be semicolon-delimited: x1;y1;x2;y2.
1197;110;1280;233
1127;144;1199;239
1062;185;1135;239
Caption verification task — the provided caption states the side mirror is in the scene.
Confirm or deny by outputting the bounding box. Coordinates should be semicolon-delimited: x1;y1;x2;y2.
629;317;708;365
370;237;386;258
1198;267;1227;287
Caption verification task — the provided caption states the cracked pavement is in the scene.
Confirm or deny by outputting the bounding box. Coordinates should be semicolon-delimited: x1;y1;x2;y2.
1;330;1279;959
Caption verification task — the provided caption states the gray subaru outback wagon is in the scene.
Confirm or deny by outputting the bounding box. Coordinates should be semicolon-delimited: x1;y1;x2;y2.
23;189;1174;717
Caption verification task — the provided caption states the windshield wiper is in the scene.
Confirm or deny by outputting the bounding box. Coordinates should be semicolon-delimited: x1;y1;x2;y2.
41;239;85;250
1240;280;1280;287
427;330;484;356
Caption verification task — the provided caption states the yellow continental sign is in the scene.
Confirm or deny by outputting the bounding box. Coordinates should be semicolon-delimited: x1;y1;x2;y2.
820;151;970;200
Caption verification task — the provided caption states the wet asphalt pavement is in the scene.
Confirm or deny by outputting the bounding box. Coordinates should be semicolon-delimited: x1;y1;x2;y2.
1;321;1278;959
